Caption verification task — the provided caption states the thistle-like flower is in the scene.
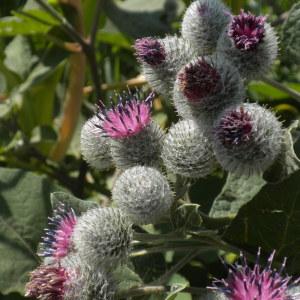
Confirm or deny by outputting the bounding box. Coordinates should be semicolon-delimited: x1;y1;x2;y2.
211;249;300;300
134;35;198;99
80;116;113;171
25;265;69;300
228;10;266;51
112;166;174;225
212;103;283;176
173;56;244;131
162;120;216;178
25;257;114;300
97;91;153;139
218;10;278;80
72;207;132;268
181;0;230;55
38;203;77;260
96;91;164;170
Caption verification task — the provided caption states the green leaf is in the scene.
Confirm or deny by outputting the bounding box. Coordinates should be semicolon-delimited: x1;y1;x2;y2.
0;72;7;93
282;2;300;65
171;203;202;231
0;167;62;294
102;0;174;38
13;10;60;27
50;192;99;215
18;46;67;93
248;81;300;101
30;125;57;156
209;173;265;218
113;264;143;293
224;169;300;273
165;274;190;300
263;121;300;183
16;47;67;135
97;31;132;50
0;16;51;37
4;35;38;78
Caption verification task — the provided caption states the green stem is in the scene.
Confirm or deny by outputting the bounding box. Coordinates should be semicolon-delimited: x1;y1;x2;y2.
151;249;204;285
34;0;86;48
116;285;207;299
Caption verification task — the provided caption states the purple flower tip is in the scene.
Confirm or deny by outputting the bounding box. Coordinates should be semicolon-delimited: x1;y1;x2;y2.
96;91;155;139
134;38;166;66
25;265;68;300
211;249;298;300
178;58;221;102
39;203;77;260
228;10;266;51
217;106;253;147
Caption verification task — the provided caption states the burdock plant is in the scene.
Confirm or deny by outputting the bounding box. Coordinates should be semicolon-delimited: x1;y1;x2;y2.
24;0;299;299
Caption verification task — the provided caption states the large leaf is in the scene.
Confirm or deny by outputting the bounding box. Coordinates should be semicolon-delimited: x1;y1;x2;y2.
17;46;67;135
113;264;143;294
0;16;51;36
282;2;300;65
224;169;300;273
209;173;265;218
248;81;300;101
50;191;99;215
263;121;300;183
166;274;191;300
0;167;62;294
4;35;37;78
102;0;179;38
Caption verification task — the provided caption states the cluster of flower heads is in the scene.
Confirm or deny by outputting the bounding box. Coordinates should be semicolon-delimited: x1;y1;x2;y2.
25;203;132;300
26;1;292;300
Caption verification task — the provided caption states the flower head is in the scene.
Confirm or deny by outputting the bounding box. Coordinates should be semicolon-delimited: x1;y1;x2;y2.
212;103;282;176
178;58;222;102
72;207;133;268
211;249;299;300
112;166;174;225
96;91;155;139
216;106;253;147
228;10;266;51
134;38;166;66
25;265;68;300
39;203;77;260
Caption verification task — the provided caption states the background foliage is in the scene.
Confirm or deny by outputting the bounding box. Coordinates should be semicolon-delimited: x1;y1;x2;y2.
0;0;300;299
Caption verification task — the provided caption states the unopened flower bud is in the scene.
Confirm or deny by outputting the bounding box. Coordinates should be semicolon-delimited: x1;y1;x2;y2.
112;166;174;225
181;0;230;54
162;120;216;178
72;207;132;268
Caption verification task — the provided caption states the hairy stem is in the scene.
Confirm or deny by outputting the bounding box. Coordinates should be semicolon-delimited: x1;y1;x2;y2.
116;285;207;298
